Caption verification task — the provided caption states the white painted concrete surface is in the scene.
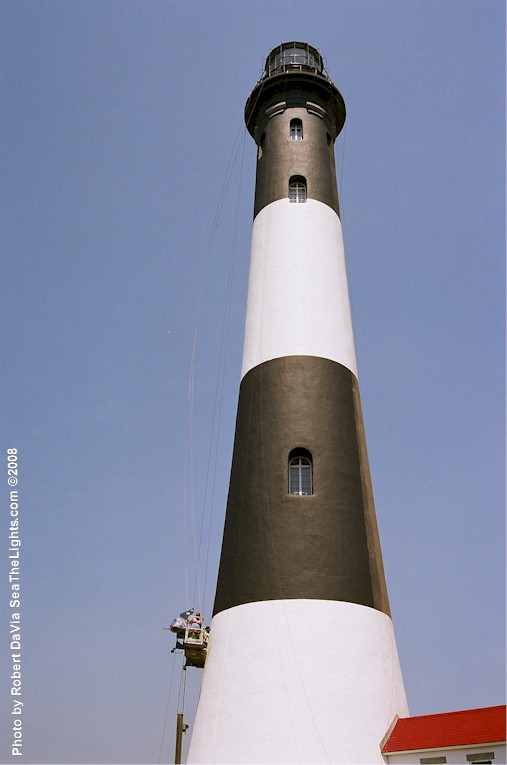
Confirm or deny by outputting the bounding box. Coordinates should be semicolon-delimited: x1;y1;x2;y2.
241;198;358;381
187;599;408;763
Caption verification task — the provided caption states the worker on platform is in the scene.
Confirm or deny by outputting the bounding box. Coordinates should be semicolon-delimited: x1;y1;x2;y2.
187;611;203;639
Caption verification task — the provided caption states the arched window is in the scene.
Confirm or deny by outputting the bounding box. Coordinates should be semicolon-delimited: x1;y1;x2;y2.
288;175;307;203
288;448;313;495
290;118;303;140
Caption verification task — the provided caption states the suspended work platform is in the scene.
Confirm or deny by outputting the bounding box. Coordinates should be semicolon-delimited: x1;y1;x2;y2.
168;610;209;669
182;627;208;668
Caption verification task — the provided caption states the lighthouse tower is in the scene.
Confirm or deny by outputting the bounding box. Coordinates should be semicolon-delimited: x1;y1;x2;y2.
187;42;409;764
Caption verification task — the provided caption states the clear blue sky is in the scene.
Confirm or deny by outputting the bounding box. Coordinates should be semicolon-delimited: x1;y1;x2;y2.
1;1;505;763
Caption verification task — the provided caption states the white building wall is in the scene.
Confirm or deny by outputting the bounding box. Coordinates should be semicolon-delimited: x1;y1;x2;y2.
383;742;506;764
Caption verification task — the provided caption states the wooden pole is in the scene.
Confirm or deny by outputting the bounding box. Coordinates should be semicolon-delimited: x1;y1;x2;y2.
175;713;185;764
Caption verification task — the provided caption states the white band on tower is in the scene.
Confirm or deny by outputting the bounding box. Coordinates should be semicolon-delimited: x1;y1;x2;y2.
241;198;358;380
188;600;408;764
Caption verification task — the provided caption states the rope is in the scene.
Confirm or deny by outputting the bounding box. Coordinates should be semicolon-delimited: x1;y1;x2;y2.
201;130;247;613
184;121;247;617
281;601;332;763
177;662;187;714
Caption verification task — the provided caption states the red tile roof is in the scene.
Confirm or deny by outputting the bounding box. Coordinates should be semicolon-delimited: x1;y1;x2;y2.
382;705;506;753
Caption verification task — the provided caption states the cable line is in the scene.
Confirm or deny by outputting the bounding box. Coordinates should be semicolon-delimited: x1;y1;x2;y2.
183;121;247;617
200;130;247;613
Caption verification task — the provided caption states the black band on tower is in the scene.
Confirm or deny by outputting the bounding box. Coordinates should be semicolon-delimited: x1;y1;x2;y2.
213;355;391;618
252;105;341;217
245;43;346;219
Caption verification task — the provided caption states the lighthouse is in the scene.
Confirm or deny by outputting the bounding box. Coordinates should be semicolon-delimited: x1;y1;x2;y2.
187;42;409;763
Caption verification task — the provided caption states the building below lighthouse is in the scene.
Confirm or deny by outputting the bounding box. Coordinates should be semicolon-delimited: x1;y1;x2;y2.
186;42;409;763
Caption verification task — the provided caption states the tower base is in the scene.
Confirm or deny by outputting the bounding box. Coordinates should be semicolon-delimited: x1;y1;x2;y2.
187;599;408;763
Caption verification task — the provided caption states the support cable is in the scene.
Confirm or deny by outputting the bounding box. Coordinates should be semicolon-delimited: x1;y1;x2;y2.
177;662;187;714
200;130;247;614
184;121;246;616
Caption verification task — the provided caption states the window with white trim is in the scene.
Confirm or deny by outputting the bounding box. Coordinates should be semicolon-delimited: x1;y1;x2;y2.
288;448;313;495
290;118;303;140
288;176;307;203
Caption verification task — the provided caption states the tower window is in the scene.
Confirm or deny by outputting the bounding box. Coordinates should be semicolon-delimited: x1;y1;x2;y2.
288;448;313;495
288;176;307;203
290;118;303;140
257;132;265;160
